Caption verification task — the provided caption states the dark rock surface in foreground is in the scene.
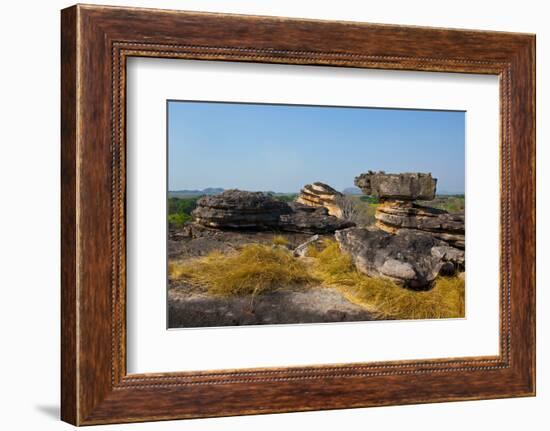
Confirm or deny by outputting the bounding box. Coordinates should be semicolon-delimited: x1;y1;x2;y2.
168;223;319;259
354;171;436;201
168;284;376;328
192;189;354;234
335;227;464;288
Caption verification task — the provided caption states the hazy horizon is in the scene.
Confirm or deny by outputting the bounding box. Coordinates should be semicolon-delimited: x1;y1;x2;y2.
168;101;465;194
167;186;464;195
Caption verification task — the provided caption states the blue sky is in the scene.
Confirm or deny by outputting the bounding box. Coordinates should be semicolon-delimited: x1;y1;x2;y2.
168;101;465;194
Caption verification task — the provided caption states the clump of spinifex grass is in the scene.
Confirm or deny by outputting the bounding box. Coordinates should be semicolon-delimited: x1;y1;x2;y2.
310;240;465;320
169;244;313;296
271;234;290;246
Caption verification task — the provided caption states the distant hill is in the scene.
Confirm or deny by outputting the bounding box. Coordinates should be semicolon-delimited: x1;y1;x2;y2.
437;191;465;197
202;187;225;195
169;188;302;198
169;188;224;198
266;191;298;196
343;187;362;195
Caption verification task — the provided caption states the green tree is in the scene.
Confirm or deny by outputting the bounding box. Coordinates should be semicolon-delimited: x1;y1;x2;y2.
168;213;192;228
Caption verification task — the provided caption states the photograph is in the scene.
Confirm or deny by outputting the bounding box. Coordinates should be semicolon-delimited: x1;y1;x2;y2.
51;2;536;426
167;101;466;328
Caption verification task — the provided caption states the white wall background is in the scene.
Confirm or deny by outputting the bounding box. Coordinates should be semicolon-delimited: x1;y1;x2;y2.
0;0;546;429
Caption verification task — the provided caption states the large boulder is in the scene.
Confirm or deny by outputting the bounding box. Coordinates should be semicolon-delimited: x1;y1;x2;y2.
296;182;344;218
192;190;354;234
192;189;290;229
375;201;465;249
354;171;436;201
335;227;464;288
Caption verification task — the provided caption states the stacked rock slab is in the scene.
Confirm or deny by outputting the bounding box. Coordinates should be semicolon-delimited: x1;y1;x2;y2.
354;171;437;201
192;190;290;229
296;182;344;218
192;189;354;234
375;202;465;248
335;227;464;288
354;171;464;249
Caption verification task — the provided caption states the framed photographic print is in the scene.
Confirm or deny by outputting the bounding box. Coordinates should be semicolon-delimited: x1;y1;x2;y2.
61;4;535;425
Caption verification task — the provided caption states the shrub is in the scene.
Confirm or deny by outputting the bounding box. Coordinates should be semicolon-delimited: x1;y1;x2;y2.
272;194;297;203
335;196;377;227
168;213;191;228
168;197;199;216
417;195;465;213
169;244;314;296
365;203;379;225
360;195;379;204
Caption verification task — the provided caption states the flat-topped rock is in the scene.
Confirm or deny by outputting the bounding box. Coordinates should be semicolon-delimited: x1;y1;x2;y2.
192;189;354;233
296;182;344;218
192;189;291;229
335;227;464;288
354;171;437;201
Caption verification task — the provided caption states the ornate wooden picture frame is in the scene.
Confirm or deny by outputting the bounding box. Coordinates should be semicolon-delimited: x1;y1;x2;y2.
61;4;535;425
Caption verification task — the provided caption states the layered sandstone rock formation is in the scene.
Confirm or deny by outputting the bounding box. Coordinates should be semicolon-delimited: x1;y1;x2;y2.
335;227;464;288
192;189;354;234
354;171;436;201
296;182;344;218
375;202;465;249
354;171;464;249
192;190;289;229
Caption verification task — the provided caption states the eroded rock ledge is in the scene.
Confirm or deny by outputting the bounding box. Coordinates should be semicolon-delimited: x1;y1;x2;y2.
192;189;354;234
296;182;344;218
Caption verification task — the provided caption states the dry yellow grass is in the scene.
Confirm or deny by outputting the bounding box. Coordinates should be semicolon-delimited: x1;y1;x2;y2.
271;234;290;246
310;240;465;319
169;244;313;296
169;239;465;319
